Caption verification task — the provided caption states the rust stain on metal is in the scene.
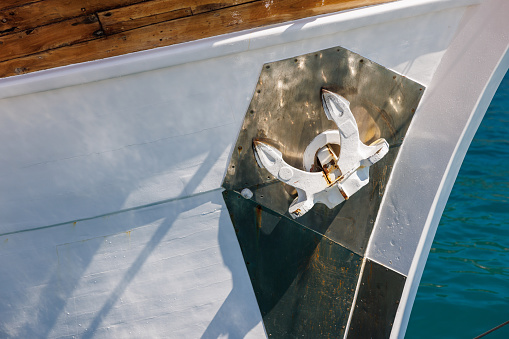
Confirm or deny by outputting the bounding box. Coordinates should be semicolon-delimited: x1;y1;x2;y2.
321;144;341;184
313;242;321;261
255;204;262;236
325;173;345;187
339;186;349;200
322;172;331;185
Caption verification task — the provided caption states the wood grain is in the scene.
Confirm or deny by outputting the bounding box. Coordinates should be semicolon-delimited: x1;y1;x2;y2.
98;1;192;35
0;0;41;11
0;0;395;78
0;15;101;62
0;0;144;35
190;0;257;14
97;0;257;35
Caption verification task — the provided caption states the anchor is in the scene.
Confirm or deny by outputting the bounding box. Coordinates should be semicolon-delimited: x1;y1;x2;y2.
253;89;389;219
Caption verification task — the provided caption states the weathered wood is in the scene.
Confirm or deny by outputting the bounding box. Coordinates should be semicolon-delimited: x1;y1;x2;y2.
0;0;145;35
190;0;258;14
0;0;395;78
0;0;41;11
98;1;192;35
0;0;255;35
97;0;257;35
0;15;101;62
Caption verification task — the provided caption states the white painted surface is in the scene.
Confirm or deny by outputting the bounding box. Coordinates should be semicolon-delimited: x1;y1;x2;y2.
368;0;509;279
0;191;266;338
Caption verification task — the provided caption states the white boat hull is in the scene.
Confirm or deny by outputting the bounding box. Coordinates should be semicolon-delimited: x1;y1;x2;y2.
0;0;507;337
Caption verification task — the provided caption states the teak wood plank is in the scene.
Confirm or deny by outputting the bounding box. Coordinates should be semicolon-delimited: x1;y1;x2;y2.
0;0;254;35
0;15;101;62
0;0;145;35
190;0;259;14
97;0;256;35
0;0;395;78
98;1;192;35
0;0;41;11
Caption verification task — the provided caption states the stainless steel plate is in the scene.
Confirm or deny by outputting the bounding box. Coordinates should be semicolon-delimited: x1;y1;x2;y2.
223;45;424;255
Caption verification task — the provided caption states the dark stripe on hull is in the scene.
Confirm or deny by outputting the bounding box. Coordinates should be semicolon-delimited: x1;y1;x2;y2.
347;259;406;338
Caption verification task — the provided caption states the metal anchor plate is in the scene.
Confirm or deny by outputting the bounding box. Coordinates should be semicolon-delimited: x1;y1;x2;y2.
254;89;389;218
221;46;424;339
222;45;424;255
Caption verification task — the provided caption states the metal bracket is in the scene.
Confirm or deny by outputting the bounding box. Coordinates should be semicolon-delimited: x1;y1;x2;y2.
253;89;389;218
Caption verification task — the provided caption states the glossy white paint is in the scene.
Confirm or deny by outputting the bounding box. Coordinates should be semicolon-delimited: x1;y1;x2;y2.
0;0;490;337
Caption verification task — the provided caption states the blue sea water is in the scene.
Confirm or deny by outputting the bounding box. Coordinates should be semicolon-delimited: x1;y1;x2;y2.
406;70;509;338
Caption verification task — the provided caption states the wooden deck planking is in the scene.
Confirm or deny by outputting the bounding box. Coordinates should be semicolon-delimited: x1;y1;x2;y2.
190;0;258;14
0;15;101;62
0;0;394;78
0;0;145;34
98;1;192;35
0;0;41;11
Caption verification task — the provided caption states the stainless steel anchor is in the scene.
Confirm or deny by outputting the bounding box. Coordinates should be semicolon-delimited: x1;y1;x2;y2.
253;89;389;219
